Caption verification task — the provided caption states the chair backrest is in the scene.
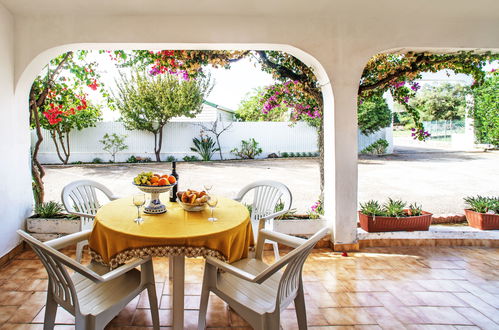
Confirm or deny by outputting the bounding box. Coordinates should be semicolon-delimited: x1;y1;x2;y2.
235;180;292;222
264;227;328;311
16;230;94;314
61;180;114;229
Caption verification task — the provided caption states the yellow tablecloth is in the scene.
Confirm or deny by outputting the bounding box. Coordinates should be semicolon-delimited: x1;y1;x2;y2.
88;196;253;268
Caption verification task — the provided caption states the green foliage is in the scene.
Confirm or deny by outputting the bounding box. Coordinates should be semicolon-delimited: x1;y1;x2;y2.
281;152;289;157
166;155;176;162
360;139;389;155
358;93;392;135
190;134;220;161
231;138;263;159
235;88;290;122
464;195;499;214
359;200;385;217
126;155;152;163
471;71;499;146
408;203;423;216
410;83;468;121
111;69;212;161
183;155;200;162
34;201;67;218
360;198;426;217
100;133;128;162
92;157;103;163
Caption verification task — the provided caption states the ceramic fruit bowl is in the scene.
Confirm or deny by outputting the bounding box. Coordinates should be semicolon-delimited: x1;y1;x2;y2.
134;183;176;214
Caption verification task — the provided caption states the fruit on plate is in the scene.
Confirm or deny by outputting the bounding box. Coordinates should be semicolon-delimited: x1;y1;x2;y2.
133;172;174;186
177;190;209;205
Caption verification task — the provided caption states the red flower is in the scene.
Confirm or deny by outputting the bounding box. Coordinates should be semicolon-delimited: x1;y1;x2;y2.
88;80;99;91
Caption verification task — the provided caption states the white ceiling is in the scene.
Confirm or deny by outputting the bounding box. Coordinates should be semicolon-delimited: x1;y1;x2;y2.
1;0;498;18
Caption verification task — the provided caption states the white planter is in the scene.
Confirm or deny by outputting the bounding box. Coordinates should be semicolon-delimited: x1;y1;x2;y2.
27;217;80;241
273;217;328;236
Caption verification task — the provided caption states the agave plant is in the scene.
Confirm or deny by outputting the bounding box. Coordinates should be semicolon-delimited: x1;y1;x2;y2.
190;134;220;161
464;195;499;214
359;200;384;216
408;203;423;216
34;201;66;218
382;198;406;217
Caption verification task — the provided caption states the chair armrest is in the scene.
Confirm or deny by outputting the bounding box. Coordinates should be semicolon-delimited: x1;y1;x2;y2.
259;229;306;248
69;212;95;219
260;209;289;222
109;195;120;201
45;230;92;250
99;257;151;282
205;256;256;283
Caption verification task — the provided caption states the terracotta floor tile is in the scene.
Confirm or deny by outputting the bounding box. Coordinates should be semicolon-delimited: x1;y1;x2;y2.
415;279;467;292
363;306;405;329
411;292;468;307
408;307;473;325
453;292;499;324
323;307;377;325
454;307;499;329
0;306;18;324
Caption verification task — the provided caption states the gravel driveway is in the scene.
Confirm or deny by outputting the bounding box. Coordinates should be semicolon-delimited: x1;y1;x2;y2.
43;150;498;216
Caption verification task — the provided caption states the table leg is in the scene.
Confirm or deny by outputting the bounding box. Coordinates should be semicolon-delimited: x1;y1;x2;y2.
169;257;173;278
171;255;184;330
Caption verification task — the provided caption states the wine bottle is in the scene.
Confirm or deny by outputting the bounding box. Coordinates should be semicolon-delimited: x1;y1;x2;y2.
169;161;179;202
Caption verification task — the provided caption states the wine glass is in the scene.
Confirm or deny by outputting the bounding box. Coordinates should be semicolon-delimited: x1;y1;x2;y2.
203;184;213;194
133;194;145;224
207;196;218;222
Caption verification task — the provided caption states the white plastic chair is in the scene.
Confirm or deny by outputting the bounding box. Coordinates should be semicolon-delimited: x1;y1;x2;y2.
234;180;292;260
17;229;159;330
61;180;118;262
198;226;328;330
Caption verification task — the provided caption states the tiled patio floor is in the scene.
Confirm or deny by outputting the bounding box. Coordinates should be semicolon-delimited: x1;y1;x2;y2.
0;246;498;329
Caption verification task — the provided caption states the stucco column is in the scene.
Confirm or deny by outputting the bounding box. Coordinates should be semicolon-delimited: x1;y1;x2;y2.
324;67;363;249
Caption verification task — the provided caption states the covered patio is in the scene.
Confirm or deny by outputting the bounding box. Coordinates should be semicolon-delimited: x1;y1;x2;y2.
0;0;498;329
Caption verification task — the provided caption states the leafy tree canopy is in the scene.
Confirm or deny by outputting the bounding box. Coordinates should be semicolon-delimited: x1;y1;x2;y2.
235;88;291;122
409;83;469;121
471;70;499;146
111;68;212;161
358;93;391;135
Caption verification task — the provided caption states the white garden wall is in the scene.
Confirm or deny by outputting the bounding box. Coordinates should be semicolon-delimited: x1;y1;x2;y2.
32;121;392;163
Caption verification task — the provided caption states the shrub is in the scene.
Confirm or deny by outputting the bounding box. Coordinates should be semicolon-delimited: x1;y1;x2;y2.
307;152;314;157
289;152;295;157
166;155;176;162
92;157;103;164
281;152;289;158
358;93;392;135
71;161;83;164
100;133;128;163
190;134;220;161
360;138;389;155
471;72;499;146
183;155;200;162
231;138;263;159
126;155;138;163
464;195;499;214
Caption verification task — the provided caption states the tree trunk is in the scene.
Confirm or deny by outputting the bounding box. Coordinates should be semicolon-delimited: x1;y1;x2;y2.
153;125;164;162
215;134;223;160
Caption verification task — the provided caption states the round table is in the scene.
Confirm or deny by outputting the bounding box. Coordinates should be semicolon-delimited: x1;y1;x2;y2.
88;196;253;330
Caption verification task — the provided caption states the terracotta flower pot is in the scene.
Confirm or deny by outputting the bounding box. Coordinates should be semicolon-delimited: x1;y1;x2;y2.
358;211;433;232
464;209;499;230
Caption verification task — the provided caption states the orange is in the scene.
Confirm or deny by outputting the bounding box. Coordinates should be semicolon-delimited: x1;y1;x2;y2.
150;176;159;184
152;182;159;186
161;174;169;179
158;178;168;186
168;176;176;184
153;173;161;177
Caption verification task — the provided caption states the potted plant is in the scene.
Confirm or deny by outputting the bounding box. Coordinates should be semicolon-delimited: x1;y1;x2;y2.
358;198;433;232
273;200;328;236
27;201;80;241
463;195;499;230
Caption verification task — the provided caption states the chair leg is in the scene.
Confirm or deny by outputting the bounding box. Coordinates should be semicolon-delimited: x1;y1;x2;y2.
76;240;87;263
294;285;307;330
272;241;280;261
197;265;212;330
147;283;160;329
74;314;87;330
43;290;57;330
